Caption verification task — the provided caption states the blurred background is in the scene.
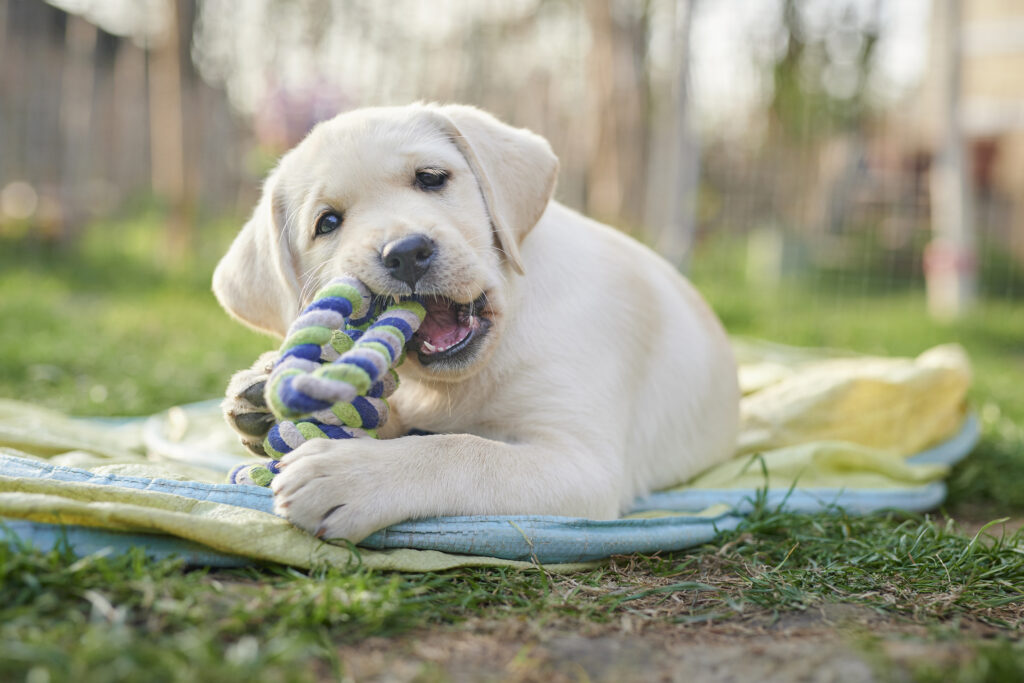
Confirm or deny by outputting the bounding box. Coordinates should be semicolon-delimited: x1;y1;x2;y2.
4;0;1024;283
3;0;1023;305
0;0;1021;446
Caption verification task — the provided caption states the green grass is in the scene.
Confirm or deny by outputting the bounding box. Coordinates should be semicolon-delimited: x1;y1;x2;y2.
0;223;271;416
2;219;1024;680
3;507;1023;680
0;542;425;681
908;639;1024;683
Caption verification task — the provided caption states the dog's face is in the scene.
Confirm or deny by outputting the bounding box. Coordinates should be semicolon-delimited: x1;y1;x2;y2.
213;104;558;381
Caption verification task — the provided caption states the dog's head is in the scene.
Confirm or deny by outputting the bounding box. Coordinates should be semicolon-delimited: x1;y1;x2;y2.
213;104;558;380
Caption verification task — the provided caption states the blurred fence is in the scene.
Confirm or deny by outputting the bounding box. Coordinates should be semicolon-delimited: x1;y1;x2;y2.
0;0;247;249
0;0;1021;302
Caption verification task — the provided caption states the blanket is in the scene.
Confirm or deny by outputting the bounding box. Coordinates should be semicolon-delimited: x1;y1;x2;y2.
0;342;976;570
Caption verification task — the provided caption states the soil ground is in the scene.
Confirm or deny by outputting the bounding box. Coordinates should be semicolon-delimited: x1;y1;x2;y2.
338;609;980;682
337;515;1024;682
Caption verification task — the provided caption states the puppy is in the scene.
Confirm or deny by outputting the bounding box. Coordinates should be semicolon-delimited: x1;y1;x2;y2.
214;103;739;543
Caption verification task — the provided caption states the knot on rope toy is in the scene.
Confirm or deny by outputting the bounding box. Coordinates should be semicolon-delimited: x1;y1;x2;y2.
228;276;425;486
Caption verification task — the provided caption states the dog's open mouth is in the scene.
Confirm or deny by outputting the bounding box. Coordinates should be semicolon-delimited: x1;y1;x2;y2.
411;293;491;366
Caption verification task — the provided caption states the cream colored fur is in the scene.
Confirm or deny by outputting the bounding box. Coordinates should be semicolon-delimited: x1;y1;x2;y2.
213;103;740;542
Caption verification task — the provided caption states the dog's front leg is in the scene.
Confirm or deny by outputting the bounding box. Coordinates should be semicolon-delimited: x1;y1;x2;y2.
271;434;621;542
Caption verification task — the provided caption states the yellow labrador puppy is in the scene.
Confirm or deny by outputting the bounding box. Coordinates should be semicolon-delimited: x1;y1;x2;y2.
214;103;739;542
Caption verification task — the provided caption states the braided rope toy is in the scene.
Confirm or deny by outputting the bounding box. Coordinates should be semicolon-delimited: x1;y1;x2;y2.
228;276;425;487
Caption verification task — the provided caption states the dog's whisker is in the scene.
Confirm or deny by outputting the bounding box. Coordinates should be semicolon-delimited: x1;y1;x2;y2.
298;263;324;297
297;260;335;306
298;258;329;283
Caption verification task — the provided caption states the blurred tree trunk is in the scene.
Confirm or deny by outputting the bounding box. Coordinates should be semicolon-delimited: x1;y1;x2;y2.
583;0;651;229
926;0;977;319
112;41;150;203
59;12;97;244
657;0;698;270
0;0;9;193
148;0;192;260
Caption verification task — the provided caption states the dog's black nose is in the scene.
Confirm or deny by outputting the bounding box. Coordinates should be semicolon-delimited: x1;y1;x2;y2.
380;234;436;289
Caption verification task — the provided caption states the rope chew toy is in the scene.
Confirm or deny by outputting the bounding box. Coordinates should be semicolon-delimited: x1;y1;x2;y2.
228;276;425;486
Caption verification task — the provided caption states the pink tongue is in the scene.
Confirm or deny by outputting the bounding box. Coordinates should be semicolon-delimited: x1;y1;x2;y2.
418;300;470;350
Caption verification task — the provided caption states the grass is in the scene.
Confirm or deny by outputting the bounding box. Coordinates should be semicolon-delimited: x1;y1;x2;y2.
3;508;1023;680
673;511;1024;627
1;217;1023;680
0;220;270;416
0;542;420;681
908;640;1024;683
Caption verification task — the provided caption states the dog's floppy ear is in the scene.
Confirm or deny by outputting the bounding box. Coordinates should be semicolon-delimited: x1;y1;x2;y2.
434;104;558;275
212;174;300;337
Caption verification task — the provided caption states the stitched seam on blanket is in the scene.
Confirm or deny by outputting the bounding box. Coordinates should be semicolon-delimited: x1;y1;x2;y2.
0;456;274;501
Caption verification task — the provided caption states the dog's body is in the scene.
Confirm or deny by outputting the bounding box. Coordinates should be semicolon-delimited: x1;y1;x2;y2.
214;104;739;542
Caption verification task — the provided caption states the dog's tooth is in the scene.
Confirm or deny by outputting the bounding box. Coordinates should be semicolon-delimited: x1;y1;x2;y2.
421;341;437;354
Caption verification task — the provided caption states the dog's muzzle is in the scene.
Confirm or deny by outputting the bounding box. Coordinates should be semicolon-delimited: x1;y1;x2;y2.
380;233;435;291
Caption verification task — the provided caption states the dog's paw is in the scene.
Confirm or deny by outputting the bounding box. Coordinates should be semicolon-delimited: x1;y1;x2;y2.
270;440;401;543
222;351;279;455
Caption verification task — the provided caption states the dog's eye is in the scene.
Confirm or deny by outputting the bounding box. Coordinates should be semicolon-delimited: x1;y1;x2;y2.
314;212;343;237
415;169;448;190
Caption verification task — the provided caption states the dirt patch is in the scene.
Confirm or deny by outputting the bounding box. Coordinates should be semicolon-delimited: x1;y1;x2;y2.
340;628;871;682
327;516;1024;680
336;606;993;682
